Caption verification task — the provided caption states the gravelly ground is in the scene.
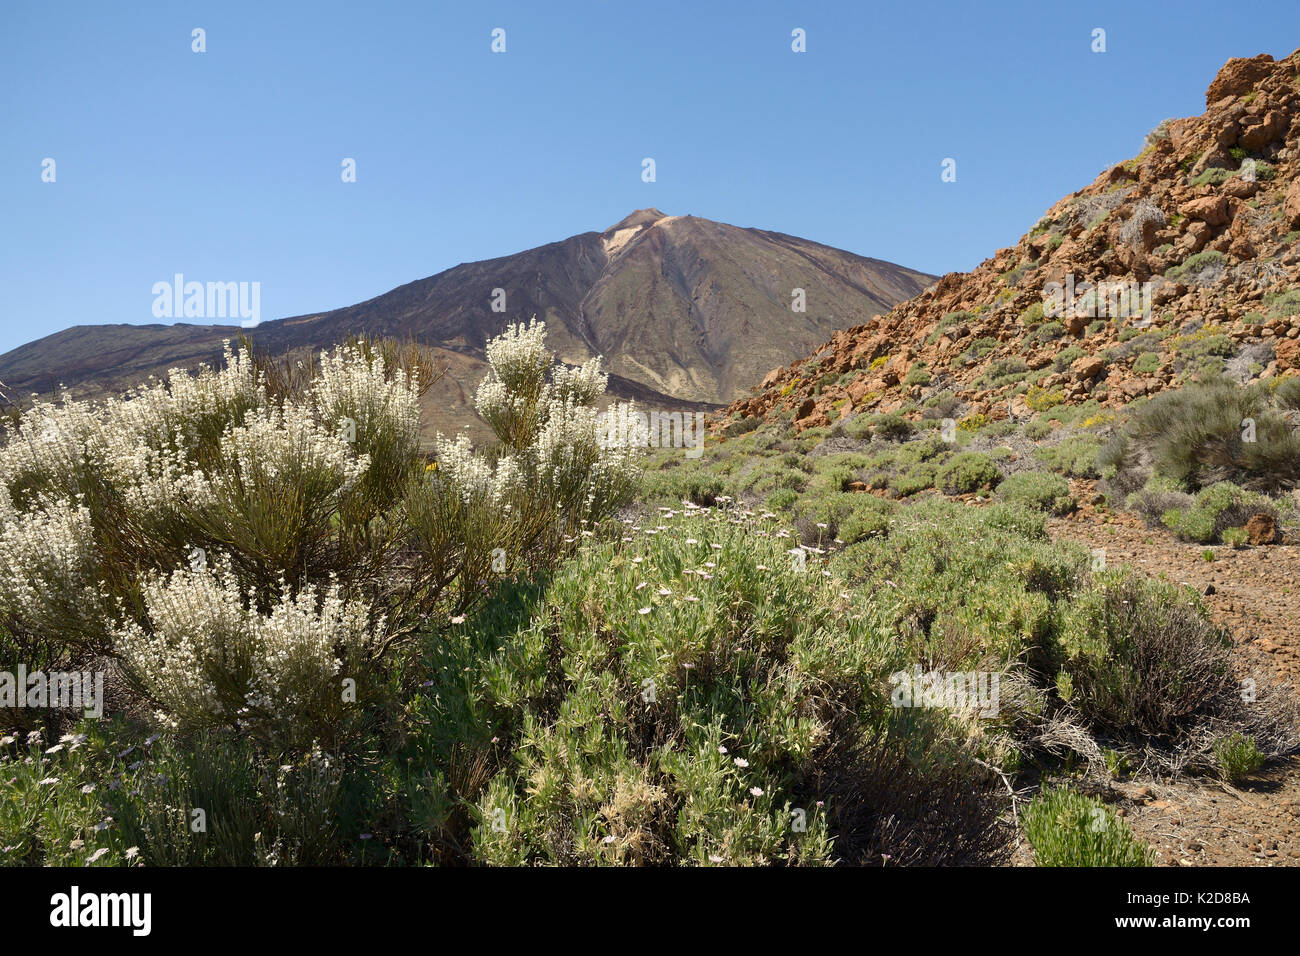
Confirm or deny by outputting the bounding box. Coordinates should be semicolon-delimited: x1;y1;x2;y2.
1032;489;1300;867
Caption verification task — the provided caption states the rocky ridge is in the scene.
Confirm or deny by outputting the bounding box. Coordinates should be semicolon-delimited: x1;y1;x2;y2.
724;50;1300;433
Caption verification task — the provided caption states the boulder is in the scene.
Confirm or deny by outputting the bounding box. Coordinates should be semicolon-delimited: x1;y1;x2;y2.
1064;313;1089;336
1222;177;1259;199
1071;354;1106;381
1229;235;1256;260
846;377;874;404
1205;54;1274;106
1180;195;1231;227
1275;337;1300;372
1285;179;1300;229
1239;110;1289;150
1246;513;1279;546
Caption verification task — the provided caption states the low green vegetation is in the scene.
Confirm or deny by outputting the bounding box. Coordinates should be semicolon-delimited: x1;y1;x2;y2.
1156;482;1277;544
4;335;1299;868
1166;249;1227;285
904;363;932;387
1034;435;1101;478
1133;351;1160;375
1021;788;1154;867
1264;288;1300;317
997;472;1075;515
1100;375;1300;495
936;452;1001;495
1214;733;1266;783
1033;322;1064;343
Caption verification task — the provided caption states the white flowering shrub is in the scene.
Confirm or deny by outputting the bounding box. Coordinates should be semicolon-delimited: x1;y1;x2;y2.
0;324;639;744
0;339;408;740
309;340;421;500
529;396;639;525
115;561;373;746
0;491;113;658
550;357;607;407
459;318;638;520
483;320;552;401
407;320;640;612
406;319;640;611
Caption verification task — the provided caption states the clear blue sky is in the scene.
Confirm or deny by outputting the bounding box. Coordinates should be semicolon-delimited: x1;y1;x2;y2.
2;0;1297;355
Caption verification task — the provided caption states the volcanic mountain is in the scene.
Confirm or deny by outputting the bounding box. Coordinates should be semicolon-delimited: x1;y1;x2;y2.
0;210;934;441
722;51;1300;434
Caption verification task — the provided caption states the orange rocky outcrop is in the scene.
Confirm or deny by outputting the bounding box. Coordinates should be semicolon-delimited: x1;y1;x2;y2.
722;50;1300;434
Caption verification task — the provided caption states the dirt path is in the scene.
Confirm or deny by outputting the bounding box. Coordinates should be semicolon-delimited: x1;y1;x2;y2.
1043;497;1300;866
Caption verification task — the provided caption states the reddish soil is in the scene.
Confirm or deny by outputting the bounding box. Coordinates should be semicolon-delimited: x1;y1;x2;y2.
1037;493;1300;866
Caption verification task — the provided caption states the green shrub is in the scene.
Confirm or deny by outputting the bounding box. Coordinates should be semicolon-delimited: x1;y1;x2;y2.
1214;733;1265;782
871;411;914;442
891;461;940;497
936;453;1002;495
824;497;1294;777
980;357;1030;388
977;420;1017;439
1221;525;1250;549
894;435;950;466
1033;322;1064;343
1002;259;1038;287
956;337;999;367
459;511;997;866
0;724;345;866
1160;482;1276;544
1021;788;1153;867
1264;288;1300;317
791;492;856;544
838;495;896;544
1190;167;1232;186
766;487;800;511
828;497;1079;667
921;393;963;420
1024;418;1052;441
1167;250;1227;285
1057;572;1234;739
1133;352;1160;375
1053;346;1086;372
750;466;810;495
1274;376;1300;409
722;415;760;438
1099;377;1300;494
997;472;1075;515
1172;332;1236;361
1034;435;1101;478
842;415;874;441
904;364;932;387
640;463;727;507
